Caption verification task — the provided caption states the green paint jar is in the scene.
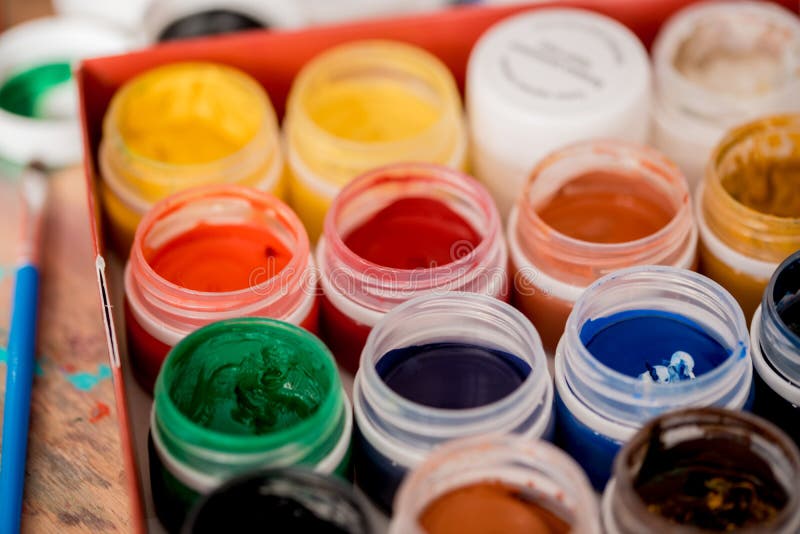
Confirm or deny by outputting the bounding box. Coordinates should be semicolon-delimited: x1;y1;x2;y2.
149;318;352;530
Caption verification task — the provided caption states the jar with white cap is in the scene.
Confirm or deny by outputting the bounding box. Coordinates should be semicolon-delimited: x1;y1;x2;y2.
466;8;652;218
651;1;800;189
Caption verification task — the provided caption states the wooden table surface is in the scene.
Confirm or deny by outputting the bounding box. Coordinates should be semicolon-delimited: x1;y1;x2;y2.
1;0;131;528
0;167;131;532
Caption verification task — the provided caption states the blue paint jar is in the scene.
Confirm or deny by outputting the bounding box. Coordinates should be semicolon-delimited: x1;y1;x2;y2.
353;292;553;514
554;266;752;490
752;250;800;448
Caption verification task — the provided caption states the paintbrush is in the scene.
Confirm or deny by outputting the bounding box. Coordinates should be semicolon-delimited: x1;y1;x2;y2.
0;162;47;533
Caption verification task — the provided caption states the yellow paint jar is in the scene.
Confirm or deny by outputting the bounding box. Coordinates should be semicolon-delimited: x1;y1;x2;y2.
99;62;284;253
697;114;800;320
284;40;467;241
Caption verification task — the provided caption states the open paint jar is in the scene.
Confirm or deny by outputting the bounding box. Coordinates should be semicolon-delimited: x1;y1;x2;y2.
125;185;317;392
143;0;303;42
467;8;651;217
284;40;467;240
390;436;599;534
554;266;753;489
602;408;800;534
697;114;800;320
651;1;800;187
149;318;351;531
100;62;283;253
317;163;507;372
353;293;553;513
183;468;373;533
752;250;800;448
0;16;131;169
508;140;697;353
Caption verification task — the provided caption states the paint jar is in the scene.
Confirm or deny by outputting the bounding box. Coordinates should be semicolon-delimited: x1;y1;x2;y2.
99;62;284;253
467;8;651;217
183;468;373;534
124;185;317;393
602;408;800;534
508;140;697;353
0;17;131;169
697;114;800;321
149;318;352;531
390;436;599;534
353;292;553;513
554;266;753;490
317;163;507;372
284;40;467;240
651;1;800;188
752;250;800;448
143;0;304;42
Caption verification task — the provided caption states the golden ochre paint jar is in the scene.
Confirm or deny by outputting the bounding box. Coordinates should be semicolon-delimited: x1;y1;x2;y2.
284;40;467;241
100;62;284;253
698;114;800;320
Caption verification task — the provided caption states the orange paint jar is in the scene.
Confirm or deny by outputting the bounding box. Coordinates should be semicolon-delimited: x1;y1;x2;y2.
509;140;697;353
124;185;318;392
698;114;800;322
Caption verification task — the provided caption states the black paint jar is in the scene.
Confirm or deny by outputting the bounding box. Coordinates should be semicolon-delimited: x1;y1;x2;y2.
182;468;374;533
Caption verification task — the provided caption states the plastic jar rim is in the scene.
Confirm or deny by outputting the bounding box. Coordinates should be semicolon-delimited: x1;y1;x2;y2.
129;183;310;305
102;61;278;179
610;407;800;534
762;249;800;356
563;265;750;397
515;138;693;264
703;114;800;228
358;292;550;425
391;434;599;534
321;162;501;282
184;466;372;531
652;1;800;116
285;39;461;153
153;317;343;454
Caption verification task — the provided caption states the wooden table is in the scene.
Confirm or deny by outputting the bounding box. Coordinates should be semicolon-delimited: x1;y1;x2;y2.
0;167;130;532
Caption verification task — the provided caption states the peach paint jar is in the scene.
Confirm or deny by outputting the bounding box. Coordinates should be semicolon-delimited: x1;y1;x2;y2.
697;114;800;322
124;185;318;392
508;140;697;353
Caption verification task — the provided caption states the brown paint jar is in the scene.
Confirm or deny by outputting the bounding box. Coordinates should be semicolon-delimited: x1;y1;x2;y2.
602;408;800;533
389;435;600;534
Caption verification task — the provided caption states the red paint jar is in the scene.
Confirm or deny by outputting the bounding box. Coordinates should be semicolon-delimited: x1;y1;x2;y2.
317;163;507;373
125;184;318;392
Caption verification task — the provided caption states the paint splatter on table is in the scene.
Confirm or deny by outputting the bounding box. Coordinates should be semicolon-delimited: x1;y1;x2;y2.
0;168;130;531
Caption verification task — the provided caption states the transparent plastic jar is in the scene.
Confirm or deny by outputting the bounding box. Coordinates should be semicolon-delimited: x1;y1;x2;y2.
183;468;374;534
284;40;467;241
150;318;352;531
100;62;284;253
752;250;800;448
554;266;752;489
390;435;599;534
124;185;317;392
353;293;553;514
697;114;800;321
651;1;800;188
603;408;800;534
317;163;507;373
508;140;697;353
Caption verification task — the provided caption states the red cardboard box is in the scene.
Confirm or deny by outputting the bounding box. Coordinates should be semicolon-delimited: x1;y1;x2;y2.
77;1;798;531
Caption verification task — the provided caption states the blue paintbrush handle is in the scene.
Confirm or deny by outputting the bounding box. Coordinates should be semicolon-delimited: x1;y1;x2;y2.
0;264;40;534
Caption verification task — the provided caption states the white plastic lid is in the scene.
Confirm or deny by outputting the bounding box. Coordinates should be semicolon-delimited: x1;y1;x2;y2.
467;8;651;214
0;17;133;168
142;0;305;42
